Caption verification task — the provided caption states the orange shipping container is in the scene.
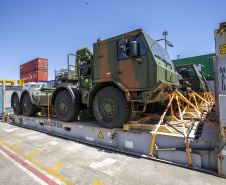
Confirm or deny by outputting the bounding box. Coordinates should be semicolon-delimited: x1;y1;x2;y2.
38;70;48;81
20;70;48;83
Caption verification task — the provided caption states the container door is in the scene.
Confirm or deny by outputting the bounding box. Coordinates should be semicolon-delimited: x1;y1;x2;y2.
38;71;48;81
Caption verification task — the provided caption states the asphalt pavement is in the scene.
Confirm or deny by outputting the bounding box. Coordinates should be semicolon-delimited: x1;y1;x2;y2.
0;121;225;185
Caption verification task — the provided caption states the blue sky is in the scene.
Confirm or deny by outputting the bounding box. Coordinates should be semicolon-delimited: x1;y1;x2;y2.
0;0;225;81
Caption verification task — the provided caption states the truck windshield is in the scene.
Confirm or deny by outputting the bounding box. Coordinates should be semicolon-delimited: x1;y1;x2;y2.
144;33;174;67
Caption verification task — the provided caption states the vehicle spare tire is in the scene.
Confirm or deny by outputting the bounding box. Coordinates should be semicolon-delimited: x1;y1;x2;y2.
93;86;132;128
12;94;22;115
55;90;80;122
22;93;37;116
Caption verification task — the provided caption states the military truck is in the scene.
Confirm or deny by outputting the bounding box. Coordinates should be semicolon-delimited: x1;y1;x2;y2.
11;29;180;128
175;64;209;93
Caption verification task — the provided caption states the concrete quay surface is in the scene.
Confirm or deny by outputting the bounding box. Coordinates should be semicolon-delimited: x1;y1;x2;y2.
0;121;225;185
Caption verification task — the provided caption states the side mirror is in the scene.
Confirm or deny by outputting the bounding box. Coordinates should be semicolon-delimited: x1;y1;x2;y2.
129;41;138;57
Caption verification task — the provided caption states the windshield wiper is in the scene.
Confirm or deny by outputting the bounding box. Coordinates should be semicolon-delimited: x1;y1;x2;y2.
154;55;173;69
154;54;164;61
154;54;168;65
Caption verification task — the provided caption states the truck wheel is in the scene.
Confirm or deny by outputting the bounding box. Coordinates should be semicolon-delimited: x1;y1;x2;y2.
93;86;131;128
22;93;37;116
12;94;22;115
55;90;80;122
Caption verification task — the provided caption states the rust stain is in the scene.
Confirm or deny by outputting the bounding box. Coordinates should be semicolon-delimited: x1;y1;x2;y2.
116;82;131;101
125;31;137;37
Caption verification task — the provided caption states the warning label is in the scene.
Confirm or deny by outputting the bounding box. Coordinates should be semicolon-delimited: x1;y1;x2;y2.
98;131;104;139
220;45;226;54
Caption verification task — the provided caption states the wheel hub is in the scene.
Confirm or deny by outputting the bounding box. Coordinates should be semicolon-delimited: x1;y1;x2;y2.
101;98;117;117
14;98;18;108
59;97;69;113
24;99;29;110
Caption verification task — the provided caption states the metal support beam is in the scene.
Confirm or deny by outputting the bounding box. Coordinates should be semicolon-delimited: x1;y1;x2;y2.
2;81;5;116
215;22;226;176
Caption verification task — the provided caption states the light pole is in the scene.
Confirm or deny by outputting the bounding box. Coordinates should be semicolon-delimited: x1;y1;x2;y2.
156;30;173;51
162;30;168;50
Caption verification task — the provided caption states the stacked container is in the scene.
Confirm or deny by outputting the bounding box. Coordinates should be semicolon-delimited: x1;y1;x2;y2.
20;58;48;83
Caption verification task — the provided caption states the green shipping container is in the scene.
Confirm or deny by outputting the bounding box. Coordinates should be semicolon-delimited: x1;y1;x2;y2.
172;53;215;80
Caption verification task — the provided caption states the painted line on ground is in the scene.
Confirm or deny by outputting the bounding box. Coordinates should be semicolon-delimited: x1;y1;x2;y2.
0;149;47;185
90;158;117;169
92;177;104;185
0;137;76;185
0;141;66;185
3;128;19;132
0;144;58;185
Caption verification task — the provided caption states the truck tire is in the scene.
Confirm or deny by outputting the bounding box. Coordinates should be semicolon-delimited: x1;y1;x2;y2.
93;86;131;128
22;93;37;116
12;94;22;115
55;90;80;122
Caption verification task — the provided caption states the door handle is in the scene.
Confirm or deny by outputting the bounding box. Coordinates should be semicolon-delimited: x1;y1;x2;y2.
135;59;142;64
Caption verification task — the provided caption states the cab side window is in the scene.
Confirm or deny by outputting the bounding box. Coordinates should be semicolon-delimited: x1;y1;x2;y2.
178;67;195;77
117;35;146;61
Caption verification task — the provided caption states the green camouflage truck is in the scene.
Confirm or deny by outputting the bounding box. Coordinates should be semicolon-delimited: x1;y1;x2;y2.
11;29;180;128
175;64;209;93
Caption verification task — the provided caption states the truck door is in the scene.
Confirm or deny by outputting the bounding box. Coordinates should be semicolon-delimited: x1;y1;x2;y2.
117;35;148;90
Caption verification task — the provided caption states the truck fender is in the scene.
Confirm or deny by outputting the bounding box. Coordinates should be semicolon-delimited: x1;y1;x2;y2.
51;85;82;105
20;90;36;104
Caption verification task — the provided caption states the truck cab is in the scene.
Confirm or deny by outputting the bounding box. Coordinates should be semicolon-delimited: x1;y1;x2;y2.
175;64;209;93
70;29;180;107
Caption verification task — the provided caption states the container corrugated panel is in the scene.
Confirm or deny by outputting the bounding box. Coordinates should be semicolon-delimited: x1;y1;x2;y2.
172;53;215;80
20;58;48;75
38;70;48;81
20;70;48;83
20;58;37;75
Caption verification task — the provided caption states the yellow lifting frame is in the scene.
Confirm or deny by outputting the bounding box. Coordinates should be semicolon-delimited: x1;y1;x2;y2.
206;91;215;101
176;91;219;130
193;92;215;111
205;92;215;104
199;92;215;105
0;79;24;86
175;95;192;165
149;90;219;166
149;93;193;165
149;94;175;156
